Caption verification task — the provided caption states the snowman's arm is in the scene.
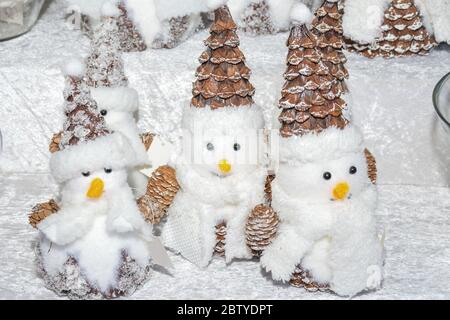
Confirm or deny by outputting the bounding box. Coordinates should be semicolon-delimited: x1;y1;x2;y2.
140;132;154;151
260;225;313;282
49;131;63;153
29;199;59;228
137;165;180;224
37;204;98;246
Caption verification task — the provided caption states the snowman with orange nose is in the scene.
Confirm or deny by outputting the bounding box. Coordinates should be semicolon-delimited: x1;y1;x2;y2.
161;2;268;268
37;60;158;299
261;125;384;297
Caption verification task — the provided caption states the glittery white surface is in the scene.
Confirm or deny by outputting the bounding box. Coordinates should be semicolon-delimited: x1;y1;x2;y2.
0;0;449;299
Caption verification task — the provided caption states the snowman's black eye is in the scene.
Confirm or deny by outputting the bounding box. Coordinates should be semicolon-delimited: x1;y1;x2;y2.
206;142;214;151
100;109;107;116
82;171;90;177
104;168;112;174
349;166;357;174
323;172;332;180
233;143;241;151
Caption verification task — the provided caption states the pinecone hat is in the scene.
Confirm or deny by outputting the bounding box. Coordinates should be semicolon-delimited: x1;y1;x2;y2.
185;0;264;133
50;59;136;183
85;1;139;115
278;3;363;164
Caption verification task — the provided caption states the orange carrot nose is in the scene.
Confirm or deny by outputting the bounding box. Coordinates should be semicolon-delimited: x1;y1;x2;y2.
86;178;104;199
218;159;231;174
332;182;350;201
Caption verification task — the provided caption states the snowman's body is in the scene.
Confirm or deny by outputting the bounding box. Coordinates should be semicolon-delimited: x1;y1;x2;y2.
38;162;153;297
163;164;266;267
91;87;150;197
162;105;267;267
261;126;384;297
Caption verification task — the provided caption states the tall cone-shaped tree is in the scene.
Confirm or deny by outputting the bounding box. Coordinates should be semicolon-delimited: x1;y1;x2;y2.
191;5;255;109
117;1;147;52
278;23;348;138
85;11;128;88
345;0;436;58
310;0;348;90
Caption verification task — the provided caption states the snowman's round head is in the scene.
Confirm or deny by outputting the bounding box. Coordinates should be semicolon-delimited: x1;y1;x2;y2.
90;86;139;123
277;126;370;203
50;132;137;186
63;165;128;200
181;104;265;178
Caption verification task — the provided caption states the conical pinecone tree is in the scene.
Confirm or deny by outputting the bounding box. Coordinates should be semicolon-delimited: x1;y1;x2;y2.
241;0;276;36
279;23;348;138
60;70;110;148
192;5;255;109
85;11;128;88
117;1;147;52
345;0;436;58
311;0;348;89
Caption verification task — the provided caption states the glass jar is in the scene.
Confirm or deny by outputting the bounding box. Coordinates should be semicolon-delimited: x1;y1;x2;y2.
0;0;45;40
433;72;450;134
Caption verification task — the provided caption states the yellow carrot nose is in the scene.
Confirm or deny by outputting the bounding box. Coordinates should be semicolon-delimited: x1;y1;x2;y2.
86;178;104;199
218;159;232;174
332;182;350;201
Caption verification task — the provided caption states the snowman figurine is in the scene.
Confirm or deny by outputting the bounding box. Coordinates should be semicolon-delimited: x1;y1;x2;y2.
161;3;268;267
36;61;156;299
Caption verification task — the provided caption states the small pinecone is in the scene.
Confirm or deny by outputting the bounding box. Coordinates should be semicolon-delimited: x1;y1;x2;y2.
29;199;59;228
137;166;180;224
246;204;279;256
49;132;63;153
214;222;227;257
290;265;329;292
364;148;377;184
140;132;154;151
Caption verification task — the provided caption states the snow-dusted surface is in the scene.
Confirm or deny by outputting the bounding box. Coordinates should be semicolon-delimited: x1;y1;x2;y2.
0;0;449;299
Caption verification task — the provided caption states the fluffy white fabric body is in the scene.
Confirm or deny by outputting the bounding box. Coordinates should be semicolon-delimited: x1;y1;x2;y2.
91;87;150;197
38;167;153;293
262;126;384;297
162;104;267;267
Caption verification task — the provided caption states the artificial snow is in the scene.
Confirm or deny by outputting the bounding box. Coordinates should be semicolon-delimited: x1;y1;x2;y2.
62;57;85;77
289;2;313;26
0;0;449;299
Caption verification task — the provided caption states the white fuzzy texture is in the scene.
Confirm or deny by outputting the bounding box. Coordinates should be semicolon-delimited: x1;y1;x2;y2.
101;0;121;17
91;87;139;113
66;0;104;19
182;103;265;133
162;164;267;267
419;0;450;44
343;0;390;43
123;0;161;46
290;2;313;25
279;126;364;164
62;58;86;78
263;145;384;296
154;0;209;20
266;0;297;30
206;0;227;11
50;132;136;183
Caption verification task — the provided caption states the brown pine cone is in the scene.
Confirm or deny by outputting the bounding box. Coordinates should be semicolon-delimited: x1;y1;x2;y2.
364;148;377;184
29;199;59;228
246;204;279;256
49;132;63;153
137;165;179;224
214;222;227;257
140;132;154;151
290;265;329;292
